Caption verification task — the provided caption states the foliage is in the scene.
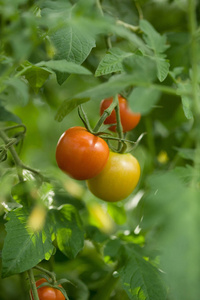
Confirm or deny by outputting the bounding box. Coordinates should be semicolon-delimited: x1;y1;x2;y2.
0;0;200;300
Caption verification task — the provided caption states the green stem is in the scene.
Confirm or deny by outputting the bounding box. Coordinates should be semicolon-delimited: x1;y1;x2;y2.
28;269;40;300
93;271;119;300
0;129;23;181
34;265;57;284
93;96;118;133
114;95;125;152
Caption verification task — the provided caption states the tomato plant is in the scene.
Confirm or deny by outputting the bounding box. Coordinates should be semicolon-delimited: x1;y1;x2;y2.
55;126;109;180
87;151;141;202
100;95;141;132
30;278;65;300
1;1;200;300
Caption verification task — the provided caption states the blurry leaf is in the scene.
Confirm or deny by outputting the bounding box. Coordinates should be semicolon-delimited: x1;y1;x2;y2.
95;48;131;77
20;64;52;93
2;207;54;278
141;171;200;300
140;20;170;81
0;104;21;123
107;203;127;225
49;204;84;258
86;225;109;243
104;238;122;262
174;165;200;184
119;248;167;300
128;87;161;114
55;97;89;122
174;147;195;161
140;20;169;54
38;60;92;75
3;78;29;106
178;82;193;119
123;54;157;82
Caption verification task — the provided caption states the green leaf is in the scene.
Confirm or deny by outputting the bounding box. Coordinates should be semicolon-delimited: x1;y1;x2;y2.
140;20;169;54
38;60;92;76
128;87;161;115
123;54;157;82
51;24;95;84
107;203;127;225
49;204;84;259
174;147;196;161
141;171;200;300
95;48;132;77
20;64;52;92
3;78;29;106
178;82;193;119
119;248;167;300
2;208;54;278
154;56;170;82
55;97;89;122
139;20;170;82
0;104;21;123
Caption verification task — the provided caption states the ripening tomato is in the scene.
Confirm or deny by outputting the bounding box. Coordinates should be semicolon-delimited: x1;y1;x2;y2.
100;95;141;132
87;151;140;202
30;278;65;300
56;126;109;180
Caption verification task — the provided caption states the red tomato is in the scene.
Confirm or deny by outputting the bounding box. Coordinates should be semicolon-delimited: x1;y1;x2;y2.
87;151;140;202
30;278;65;300
100;95;141;132
56;126;109;180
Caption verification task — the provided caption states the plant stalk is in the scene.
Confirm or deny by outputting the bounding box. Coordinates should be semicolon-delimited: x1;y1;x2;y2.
28;269;40;300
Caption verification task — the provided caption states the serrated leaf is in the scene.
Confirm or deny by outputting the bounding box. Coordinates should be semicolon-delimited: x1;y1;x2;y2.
38;60;92;75
154;56;170;82
51;24;95;84
119;249;167;300
128;87;161;115
49;204;84;259
140;20;169;54
0;104;21;123
95;48;132;77
2;208;54;278
139;20;170;82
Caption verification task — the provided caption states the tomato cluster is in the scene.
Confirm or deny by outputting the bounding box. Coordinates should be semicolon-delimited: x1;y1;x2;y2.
55;94;141;202
30;278;65;300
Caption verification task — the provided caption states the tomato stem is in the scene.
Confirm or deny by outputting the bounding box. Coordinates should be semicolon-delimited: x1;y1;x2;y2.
114;95;126;153
28;269;40;300
93;95;118;133
34;265;57;284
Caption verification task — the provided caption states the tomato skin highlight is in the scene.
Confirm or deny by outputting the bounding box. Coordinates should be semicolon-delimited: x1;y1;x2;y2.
55;126;109;180
87;151;141;202
100;95;141;132
30;278;65;300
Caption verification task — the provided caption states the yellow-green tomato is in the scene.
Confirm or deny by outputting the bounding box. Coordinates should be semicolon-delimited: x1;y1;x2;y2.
86;151;140;202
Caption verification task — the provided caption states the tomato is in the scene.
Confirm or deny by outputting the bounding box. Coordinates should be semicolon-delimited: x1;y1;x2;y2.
87;151;140;202
30;278;65;300
100;95;141;132
56;126;109;180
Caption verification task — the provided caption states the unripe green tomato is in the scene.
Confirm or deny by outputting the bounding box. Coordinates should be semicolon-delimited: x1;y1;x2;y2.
87;151;140;202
